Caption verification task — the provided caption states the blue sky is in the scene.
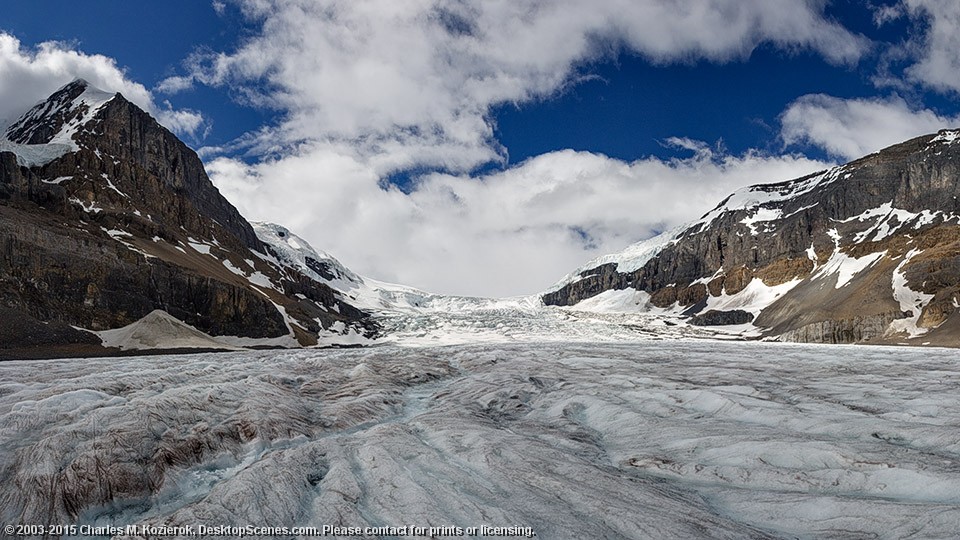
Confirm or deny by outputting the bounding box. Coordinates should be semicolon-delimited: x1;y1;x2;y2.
1;1;959;295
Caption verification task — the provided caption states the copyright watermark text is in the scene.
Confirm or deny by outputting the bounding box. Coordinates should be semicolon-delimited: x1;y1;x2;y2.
2;523;536;538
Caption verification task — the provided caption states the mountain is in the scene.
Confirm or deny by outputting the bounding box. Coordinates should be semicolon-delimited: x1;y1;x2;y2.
0;79;375;358
543;130;960;346
252;221;530;314
6;81;958;355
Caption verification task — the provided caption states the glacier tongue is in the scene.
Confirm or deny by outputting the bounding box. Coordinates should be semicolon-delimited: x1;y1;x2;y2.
0;138;74;167
2;342;960;538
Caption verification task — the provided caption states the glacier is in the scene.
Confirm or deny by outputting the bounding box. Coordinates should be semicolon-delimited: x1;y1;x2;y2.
2;339;960;539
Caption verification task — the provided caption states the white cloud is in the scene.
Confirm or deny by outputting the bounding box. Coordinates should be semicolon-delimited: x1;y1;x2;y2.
155;75;194;95
901;0;960;93
872;3;905;26
871;1;960;95
171;0;867;174
162;0;862;296
781;93;960;160
157;108;207;139
208;144;829;297
0;33;203;136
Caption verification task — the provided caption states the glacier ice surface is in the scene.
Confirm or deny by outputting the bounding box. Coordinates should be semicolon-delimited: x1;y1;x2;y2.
2;340;960;538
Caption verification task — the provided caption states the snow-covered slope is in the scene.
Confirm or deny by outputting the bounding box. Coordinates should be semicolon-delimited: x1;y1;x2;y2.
545;226;683;295
1;78;116;166
254;221;542;315
0;138;73;168
252;222;364;292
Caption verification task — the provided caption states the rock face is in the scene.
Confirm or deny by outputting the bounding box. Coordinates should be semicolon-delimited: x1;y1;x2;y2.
689;309;754;327
777;311;908;344
544;130;960;345
0;80;376;356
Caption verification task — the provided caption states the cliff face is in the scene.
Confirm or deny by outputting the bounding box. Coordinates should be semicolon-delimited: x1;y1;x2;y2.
544;130;960;345
0;80;375;357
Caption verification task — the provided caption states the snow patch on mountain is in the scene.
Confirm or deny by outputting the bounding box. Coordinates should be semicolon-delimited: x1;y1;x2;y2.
49;86;115;148
186;238;214;255
887;249;936;338
843;201;957;243
41;175;72;185
1;80;116;167
565;288;655;313
69;197;102;214
811;228;887;289
98;173;129;198
544;227;683;295
740;207;783;236
927;129;960;147
816;250;886;289
705;277;802;316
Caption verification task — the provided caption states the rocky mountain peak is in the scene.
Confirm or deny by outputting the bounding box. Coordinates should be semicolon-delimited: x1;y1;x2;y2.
0;82;376;357
4;78;116;147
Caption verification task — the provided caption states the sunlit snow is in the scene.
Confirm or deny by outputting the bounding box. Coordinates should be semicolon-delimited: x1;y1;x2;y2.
888;248;936;338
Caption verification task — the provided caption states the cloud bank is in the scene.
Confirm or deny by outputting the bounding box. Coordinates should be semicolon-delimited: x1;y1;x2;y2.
876;0;960;95
779;3;960;161
172;0;867;174
209;144;830;296
163;0;866;296
20;2;960;296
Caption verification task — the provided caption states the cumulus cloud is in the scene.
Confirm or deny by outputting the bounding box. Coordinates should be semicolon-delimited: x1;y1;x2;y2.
873;1;960;95
0;33;204;137
170;0;867;174
208;144;829;296
152;0;865;295
152;100;208;139
781;93;960;160
901;0;960;93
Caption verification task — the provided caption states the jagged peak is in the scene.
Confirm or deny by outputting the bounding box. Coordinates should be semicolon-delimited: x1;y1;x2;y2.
56;77;91;92
4;78;117;147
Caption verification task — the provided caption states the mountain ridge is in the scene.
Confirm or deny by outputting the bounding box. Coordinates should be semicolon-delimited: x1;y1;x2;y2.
3;80;960;355
542;129;960;346
0;79;376;358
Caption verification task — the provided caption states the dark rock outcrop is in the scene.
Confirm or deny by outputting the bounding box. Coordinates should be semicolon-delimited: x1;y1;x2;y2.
689;309;754;326
541;263;629;306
